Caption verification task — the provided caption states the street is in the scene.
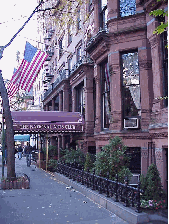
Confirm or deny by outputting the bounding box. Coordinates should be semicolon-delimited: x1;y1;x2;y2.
0;155;128;224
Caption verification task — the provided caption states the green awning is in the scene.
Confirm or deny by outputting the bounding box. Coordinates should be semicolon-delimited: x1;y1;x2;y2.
14;135;30;142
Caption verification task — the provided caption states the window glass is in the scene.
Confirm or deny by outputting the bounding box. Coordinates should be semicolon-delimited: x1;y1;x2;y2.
76;82;85;118
120;0;136;17
101;0;107;8
101;62;111;129
100;0;108;30
77;46;82;63
121;51;141;118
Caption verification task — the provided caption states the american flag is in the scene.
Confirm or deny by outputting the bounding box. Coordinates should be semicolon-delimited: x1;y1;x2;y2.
7;68;20;99
7;42;48;97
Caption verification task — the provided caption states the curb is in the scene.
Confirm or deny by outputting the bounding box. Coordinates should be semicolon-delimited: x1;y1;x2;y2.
53;172;150;224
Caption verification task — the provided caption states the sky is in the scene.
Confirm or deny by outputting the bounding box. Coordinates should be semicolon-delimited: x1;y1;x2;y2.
0;0;40;81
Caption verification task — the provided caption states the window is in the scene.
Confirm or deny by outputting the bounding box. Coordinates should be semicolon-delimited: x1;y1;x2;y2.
161;30;168;107
68;55;73;75
126;147;141;174
77;9;81;31
100;0;108;30
55;95;59;111
59;36;64;58
121;51;141;120
89;0;93;12
77;45;82;63
101;61;111;129
120;0;136;17
76;82;85;118
68;24;72;45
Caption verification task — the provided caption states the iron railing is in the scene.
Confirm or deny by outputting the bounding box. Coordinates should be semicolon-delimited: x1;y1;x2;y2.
56;162;143;213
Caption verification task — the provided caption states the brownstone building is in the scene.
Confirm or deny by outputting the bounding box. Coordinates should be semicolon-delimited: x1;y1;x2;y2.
41;0;168;190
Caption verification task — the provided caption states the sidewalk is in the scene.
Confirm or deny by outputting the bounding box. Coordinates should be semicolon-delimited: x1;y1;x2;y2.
0;155;167;224
0;155;128;224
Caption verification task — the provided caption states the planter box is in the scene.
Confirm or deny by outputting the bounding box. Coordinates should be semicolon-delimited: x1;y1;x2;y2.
1;175;30;190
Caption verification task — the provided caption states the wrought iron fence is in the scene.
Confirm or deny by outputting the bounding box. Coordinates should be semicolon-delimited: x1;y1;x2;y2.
56;162;143;213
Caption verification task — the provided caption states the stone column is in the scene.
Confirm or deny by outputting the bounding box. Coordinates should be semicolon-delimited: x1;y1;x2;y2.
59;91;63;111
94;64;102;133
107;0;119;21
46;103;49;111
52;98;55;111
85;70;94;136
63;84;69;112
62;135;65;150
138;44;153;131
58;135;62;159
147;16;163;112
72;87;76;112
141;147;148;175
109;51;122;131
93;0;100;34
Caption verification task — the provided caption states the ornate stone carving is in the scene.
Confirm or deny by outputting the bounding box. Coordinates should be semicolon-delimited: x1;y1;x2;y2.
141;149;148;159
149;35;160;49
139;60;152;70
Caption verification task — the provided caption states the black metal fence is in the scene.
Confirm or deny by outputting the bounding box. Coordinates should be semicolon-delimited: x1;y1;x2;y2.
56;162;143;213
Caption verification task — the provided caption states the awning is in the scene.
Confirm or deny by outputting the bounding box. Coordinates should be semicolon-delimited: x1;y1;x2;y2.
11;111;85;134
14;134;30;141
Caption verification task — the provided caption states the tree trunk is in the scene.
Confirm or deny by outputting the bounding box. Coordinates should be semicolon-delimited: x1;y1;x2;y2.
0;70;15;178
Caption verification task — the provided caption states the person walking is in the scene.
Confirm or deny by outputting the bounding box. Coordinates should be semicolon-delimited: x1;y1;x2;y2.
4;145;7;165
25;142;32;167
18;145;23;160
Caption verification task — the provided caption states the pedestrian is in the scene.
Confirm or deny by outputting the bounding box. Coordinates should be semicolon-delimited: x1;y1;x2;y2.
18;145;23;160
25;142;32;166
4;145;7;165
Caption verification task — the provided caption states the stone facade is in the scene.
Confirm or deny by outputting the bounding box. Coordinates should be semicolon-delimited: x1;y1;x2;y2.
41;0;168;190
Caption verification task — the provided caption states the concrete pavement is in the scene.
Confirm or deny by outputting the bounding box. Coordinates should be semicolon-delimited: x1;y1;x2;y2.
0;154;167;224
0;155;128;224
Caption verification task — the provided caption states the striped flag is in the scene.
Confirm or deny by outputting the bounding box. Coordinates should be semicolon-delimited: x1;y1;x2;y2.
7;68;20;99
7;42;48;98
18;42;48;92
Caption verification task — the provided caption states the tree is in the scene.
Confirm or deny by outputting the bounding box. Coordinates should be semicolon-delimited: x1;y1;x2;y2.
94;136;132;182
0;71;15;178
0;1;43;178
141;163;165;201
149;0;168;36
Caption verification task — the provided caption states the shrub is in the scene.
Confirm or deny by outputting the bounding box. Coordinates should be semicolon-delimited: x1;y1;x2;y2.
47;159;58;172
42;145;58;159
94;136;132;182
84;153;95;172
61;148;85;167
141;163;165;201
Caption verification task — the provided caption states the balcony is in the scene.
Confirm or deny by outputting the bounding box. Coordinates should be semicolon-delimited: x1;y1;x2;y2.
44;85;53;99
46;50;54;61
43;69;68;101
70;55;94;75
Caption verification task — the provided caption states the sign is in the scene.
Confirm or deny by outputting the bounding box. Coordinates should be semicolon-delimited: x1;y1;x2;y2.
13;122;84;133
